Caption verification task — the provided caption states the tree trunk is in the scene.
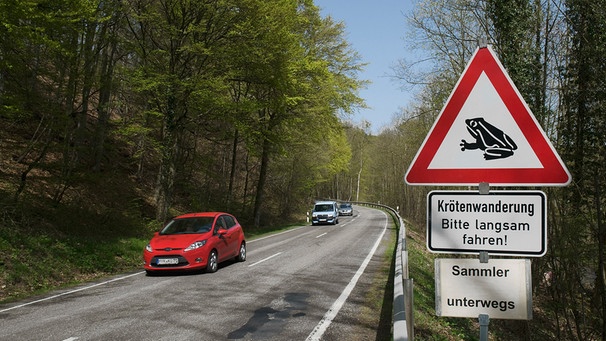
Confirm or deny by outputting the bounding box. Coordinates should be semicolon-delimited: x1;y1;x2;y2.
93;22;117;172
253;136;271;228
155;137;177;222
228;129;239;204
596;175;606;339
155;93;179;222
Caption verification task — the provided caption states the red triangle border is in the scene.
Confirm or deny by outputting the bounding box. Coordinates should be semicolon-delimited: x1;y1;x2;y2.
405;46;571;186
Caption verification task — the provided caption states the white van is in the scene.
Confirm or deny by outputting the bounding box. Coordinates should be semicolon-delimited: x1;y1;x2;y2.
311;201;339;225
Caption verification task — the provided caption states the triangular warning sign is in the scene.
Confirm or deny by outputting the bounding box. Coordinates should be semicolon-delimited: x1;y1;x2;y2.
405;45;571;186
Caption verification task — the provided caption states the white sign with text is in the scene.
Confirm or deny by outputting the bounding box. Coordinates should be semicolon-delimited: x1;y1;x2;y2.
427;191;546;256
435;258;532;320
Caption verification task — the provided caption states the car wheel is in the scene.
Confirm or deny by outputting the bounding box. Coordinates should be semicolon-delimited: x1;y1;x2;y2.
206;250;218;273
236;242;246;262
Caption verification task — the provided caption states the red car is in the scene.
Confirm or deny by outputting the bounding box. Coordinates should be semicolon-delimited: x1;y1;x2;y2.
144;212;246;274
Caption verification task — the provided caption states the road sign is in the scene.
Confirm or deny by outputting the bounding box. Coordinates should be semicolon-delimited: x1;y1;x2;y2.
427;191;546;256
435;258;532;320
405;45;571;186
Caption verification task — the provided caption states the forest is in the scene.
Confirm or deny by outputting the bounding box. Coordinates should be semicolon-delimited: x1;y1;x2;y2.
0;0;604;339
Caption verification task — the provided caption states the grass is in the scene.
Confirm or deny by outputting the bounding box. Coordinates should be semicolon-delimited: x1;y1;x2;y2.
0;227;147;298
405;221;482;341
0;194;156;303
0;196;311;304
359;220;396;341
0;233;146;303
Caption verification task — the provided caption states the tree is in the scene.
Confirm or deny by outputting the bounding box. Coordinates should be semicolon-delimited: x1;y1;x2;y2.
0;0;106;202
558;0;606;338
388;0;605;339
219;0;364;226
124;0;239;221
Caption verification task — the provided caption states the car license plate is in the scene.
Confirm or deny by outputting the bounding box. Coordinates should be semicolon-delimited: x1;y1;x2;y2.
157;258;179;265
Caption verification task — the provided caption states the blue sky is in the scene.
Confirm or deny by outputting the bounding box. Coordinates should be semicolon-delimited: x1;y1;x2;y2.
315;1;415;134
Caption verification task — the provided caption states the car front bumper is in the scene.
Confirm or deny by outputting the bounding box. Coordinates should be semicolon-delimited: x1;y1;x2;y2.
143;251;208;271
312;215;337;224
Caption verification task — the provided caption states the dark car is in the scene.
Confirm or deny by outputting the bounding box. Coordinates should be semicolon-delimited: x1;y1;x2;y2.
144;212;246;274
338;203;353;216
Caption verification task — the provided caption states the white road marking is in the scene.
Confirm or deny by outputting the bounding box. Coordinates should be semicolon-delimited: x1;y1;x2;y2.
0;272;144;313
0;224;307;313
315;232;328;238
305;211;388;341
62;337;79;341
247;252;283;267
248;226;306;243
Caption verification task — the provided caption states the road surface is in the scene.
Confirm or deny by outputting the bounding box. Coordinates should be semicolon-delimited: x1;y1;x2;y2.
0;206;393;341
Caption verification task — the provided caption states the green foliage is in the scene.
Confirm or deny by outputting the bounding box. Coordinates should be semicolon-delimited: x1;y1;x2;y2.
554;1;606;339
0;0;366;233
406;223;479;340
393;1;606;339
0;196;151;302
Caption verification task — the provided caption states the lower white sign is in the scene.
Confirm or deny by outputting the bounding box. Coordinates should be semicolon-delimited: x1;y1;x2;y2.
435;258;532;320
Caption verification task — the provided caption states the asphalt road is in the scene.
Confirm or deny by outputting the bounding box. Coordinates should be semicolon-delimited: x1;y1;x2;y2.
0;206;393;341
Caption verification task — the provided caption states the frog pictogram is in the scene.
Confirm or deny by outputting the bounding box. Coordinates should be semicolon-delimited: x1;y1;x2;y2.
460;117;517;160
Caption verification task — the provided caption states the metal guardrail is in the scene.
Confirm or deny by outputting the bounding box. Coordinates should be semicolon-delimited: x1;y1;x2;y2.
350;201;414;340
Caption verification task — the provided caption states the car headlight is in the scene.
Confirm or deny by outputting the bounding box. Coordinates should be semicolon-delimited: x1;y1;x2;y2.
184;240;207;252
145;244;153;252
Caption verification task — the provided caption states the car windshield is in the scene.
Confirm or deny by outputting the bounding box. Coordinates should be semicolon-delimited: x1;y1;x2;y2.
160;217;214;235
340;204;351;208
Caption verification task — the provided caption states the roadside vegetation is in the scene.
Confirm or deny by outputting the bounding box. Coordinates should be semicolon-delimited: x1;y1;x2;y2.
1;0;605;339
407;220;521;341
0;194;301;303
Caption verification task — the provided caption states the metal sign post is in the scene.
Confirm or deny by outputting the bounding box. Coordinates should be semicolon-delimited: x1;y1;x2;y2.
479;250;489;341
479;314;489;341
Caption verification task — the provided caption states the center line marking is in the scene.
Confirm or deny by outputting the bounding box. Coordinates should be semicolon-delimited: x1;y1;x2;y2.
316;233;328;238
248;252;282;267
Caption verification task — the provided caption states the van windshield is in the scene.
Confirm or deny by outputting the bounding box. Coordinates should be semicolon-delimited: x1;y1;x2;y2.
314;204;334;211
